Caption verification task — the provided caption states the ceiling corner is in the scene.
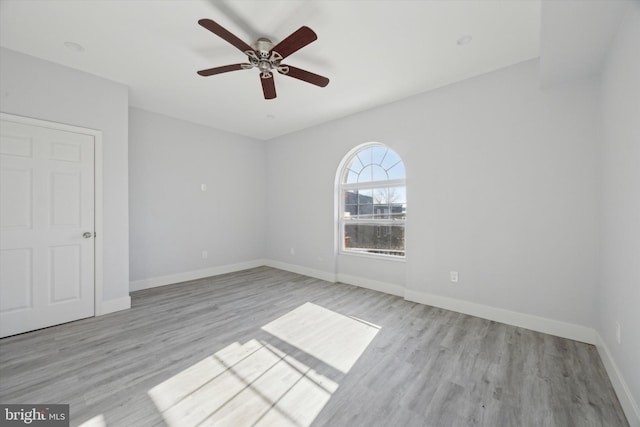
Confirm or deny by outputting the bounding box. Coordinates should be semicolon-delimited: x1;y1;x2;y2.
539;0;629;88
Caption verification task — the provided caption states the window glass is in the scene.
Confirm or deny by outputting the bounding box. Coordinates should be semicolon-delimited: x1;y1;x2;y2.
345;170;359;184
387;161;406;180
380;150;401;170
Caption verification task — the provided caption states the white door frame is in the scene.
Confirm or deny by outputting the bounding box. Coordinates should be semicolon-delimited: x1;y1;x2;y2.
0;112;105;316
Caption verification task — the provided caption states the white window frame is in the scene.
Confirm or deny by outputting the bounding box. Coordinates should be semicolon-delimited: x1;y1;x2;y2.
336;142;406;260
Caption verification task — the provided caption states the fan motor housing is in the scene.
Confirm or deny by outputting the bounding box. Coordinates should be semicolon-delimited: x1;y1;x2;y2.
255;38;274;58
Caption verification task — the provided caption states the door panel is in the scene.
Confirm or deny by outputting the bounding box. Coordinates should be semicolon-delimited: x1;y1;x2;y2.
51;171;81;227
50;244;82;303
0;119;95;337
0;166;31;229
0;248;32;312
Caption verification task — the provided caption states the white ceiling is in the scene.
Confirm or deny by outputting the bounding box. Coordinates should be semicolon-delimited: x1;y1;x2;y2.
0;0;541;140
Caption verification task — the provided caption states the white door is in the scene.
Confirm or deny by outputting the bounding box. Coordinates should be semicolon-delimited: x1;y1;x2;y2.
0;119;95;338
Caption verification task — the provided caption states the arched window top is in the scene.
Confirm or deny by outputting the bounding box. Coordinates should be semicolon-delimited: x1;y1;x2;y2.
343;144;406;184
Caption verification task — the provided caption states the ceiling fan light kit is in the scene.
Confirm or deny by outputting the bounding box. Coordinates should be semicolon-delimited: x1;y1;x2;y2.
197;18;329;100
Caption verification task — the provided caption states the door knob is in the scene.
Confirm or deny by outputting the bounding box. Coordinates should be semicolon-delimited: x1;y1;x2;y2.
83;232;93;239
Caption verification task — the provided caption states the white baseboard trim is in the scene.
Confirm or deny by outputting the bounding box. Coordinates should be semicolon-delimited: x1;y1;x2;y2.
97;296;131;316
595;334;640;427
337;273;404;297
130;259;267;292
262;261;405;297
264;260;337;283
264;263;595;344
404;289;598;345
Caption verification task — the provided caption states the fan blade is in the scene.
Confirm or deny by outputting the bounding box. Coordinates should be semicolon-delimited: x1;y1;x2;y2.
261;73;276;100
270;26;317;59
278;65;329;87
198;19;254;54
197;63;251;76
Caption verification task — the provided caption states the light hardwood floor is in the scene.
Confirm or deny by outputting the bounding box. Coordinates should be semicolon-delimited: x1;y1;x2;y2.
0;267;629;427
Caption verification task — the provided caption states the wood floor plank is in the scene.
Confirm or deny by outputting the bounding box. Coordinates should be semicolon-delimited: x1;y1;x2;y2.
0;267;629;427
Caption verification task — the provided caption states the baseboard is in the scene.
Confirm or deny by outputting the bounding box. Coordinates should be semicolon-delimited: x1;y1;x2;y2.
336;273;404;297
263;260;337;283
130;259;267;292
404;289;598;345
263;263;595;344
595;334;640;427
97;296;131;315
263;261;405;297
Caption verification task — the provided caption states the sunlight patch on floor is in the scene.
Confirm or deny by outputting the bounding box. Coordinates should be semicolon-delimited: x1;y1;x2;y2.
261;302;381;374
78;414;106;427
147;302;380;427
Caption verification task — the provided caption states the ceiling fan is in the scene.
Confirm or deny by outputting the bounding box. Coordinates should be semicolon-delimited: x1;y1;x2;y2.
197;19;329;100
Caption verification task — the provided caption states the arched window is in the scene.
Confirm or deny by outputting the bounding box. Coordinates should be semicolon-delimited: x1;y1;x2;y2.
338;143;406;257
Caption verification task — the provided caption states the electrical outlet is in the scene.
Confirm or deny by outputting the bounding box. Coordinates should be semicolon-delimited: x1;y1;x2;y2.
201;183;207;192
202;250;208;259
450;271;459;283
290;247;295;256
616;321;621;344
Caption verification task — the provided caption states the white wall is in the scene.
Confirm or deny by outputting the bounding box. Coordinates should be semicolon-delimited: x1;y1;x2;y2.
599;1;640;421
266;59;600;329
128;108;265;287
404;61;600;328
0;48;130;306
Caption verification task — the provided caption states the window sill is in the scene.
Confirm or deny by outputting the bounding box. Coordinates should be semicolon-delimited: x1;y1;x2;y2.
338;250;407;263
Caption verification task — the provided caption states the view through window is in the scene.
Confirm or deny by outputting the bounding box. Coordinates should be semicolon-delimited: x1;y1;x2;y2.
339;144;406;257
